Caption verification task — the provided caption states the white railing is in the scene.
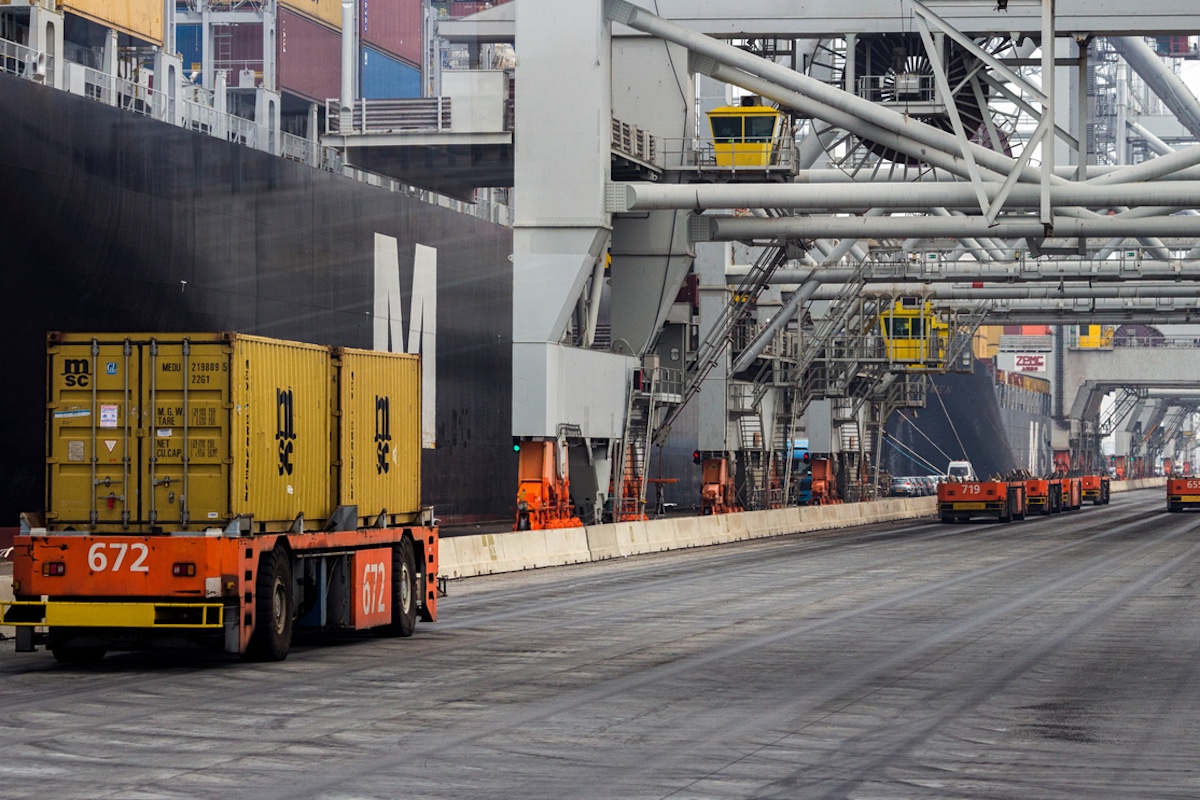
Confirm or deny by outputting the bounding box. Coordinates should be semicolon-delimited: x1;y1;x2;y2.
0;37;53;83
1;35;513;227
325;97;452;135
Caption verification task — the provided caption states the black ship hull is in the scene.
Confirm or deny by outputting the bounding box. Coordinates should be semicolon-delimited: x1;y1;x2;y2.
0;74;514;524
883;362;1041;481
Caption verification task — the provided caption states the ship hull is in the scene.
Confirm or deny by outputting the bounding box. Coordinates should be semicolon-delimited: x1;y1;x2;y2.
0;74;514;524
884;362;1050;480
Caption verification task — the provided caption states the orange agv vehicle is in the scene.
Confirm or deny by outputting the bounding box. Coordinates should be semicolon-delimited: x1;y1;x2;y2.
2;333;439;663
938;480;1026;523
1166;477;1200;512
1080;475;1111;506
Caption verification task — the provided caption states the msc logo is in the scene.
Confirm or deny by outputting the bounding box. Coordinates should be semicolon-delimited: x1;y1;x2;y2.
374;395;391;474
62;359;90;388
276;388;296;476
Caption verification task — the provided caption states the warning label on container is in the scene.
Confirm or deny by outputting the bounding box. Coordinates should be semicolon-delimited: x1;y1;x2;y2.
105;440;117;453
54;409;90;419
100;404;118;429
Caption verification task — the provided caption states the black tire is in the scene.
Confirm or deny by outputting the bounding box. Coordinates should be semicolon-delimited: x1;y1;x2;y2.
51;645;107;664
376;537;417;638
998;498;1012;524
940;515;953;524
244;545;294;662
1168;502;1181;513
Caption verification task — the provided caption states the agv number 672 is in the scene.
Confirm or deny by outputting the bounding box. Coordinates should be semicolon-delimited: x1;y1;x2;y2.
88;542;150;572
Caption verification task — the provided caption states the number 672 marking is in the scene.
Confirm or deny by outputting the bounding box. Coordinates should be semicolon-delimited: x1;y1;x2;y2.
88;542;150;573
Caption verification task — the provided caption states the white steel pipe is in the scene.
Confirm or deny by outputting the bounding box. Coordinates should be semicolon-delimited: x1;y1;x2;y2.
621;181;1200;212
733;261;1200;284
808;283;1200;300
1113;36;1200;140
702;214;1200;242
340;1;355;115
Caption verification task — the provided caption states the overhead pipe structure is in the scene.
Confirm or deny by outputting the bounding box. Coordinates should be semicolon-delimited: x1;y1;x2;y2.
618;181;1200;213
789;166;1200;183
732;261;1200;284
699;214;1200;242
605;1;1090;203
1113;36;1200;140
805;283;1200;301
949;311;1200;325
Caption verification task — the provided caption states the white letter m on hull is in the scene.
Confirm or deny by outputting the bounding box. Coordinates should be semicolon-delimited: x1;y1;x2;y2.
373;233;437;449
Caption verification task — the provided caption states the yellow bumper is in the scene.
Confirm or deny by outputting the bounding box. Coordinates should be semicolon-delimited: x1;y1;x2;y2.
1;600;224;629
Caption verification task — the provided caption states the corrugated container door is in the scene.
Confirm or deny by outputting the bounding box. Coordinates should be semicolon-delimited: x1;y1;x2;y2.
281;0;345;30
138;336;233;531
231;336;334;528
277;8;343;103
59;1;164;46
361;0;424;67
46;336;140;529
337;349;421;524
361;46;421;99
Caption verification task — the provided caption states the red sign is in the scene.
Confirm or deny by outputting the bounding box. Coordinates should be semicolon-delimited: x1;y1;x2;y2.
1014;354;1046;373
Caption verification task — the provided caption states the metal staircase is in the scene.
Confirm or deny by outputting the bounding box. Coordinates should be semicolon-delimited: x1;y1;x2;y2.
653;244;788;444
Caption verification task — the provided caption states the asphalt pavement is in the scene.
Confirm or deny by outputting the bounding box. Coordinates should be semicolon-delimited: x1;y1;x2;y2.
1;488;1197;799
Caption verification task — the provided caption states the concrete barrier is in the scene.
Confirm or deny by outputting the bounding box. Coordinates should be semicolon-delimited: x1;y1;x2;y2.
1111;477;1166;494
442;495;941;580
439;483;1175;579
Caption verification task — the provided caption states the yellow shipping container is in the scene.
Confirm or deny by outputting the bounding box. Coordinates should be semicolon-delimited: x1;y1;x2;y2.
280;0;345;32
335;348;422;525
59;1;163;46
46;333;333;533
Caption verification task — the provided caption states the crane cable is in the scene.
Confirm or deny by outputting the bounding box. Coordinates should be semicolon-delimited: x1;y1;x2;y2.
928;380;969;461
893;408;954;464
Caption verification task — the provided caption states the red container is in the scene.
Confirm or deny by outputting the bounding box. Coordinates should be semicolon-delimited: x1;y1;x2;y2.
212;22;265;78
448;1;489;18
278;9;343;103
361;0;423;67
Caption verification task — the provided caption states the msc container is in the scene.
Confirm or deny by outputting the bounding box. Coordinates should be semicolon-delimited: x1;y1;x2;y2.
281;0;348;31
361;0;423;67
61;0;163;46
278;9;342;103
335;347;421;524
46;333;334;534
361;46;421;99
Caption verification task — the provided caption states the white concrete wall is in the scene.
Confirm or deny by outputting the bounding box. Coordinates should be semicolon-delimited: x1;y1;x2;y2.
441;496;937;579
440;479;1170;580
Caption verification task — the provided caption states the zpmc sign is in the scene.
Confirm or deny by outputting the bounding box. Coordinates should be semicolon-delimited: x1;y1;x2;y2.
1014;354;1046;373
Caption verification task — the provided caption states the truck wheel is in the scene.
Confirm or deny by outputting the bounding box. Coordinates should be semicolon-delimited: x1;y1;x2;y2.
376;537;417;638
244;545;294;662
998;493;1013;523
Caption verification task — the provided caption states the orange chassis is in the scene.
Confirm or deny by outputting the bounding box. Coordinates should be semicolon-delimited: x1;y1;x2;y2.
4;522;438;658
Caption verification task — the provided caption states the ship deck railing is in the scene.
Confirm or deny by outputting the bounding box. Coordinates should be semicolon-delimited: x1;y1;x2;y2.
0;35;513;228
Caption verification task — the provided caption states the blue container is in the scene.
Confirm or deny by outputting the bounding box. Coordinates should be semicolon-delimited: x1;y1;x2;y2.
361;46;421;99
176;24;203;80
